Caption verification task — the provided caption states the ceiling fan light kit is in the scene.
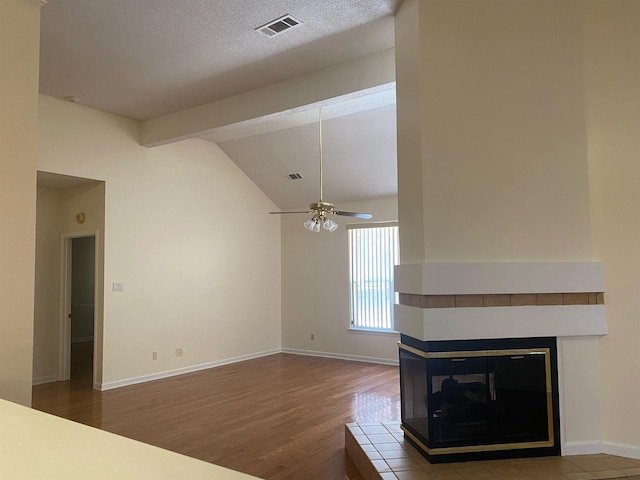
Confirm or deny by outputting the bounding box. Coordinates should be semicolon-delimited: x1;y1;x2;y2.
304;217;320;232
270;108;372;232
304;211;339;232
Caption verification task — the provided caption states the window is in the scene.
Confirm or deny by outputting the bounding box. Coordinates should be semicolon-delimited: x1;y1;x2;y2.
348;223;399;331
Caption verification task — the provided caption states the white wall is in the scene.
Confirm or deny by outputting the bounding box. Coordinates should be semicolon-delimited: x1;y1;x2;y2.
281;196;399;363
37;95;282;388
585;0;640;455
0;0;42;406
33;187;64;383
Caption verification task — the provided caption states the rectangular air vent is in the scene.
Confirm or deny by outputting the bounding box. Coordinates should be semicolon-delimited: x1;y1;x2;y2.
256;15;302;37
287;173;303;180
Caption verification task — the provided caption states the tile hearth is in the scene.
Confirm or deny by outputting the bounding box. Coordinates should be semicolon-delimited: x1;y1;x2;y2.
345;422;640;480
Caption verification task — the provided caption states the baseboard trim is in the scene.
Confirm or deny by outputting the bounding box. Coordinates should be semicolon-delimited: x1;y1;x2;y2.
98;348;281;391
281;348;398;366
32;375;58;386
563;441;604;456
602;441;640;460
98;347;398;391
562;441;640;460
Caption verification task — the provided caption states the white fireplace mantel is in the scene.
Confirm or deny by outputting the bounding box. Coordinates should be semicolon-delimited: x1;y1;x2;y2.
395;303;607;341
394;262;607;341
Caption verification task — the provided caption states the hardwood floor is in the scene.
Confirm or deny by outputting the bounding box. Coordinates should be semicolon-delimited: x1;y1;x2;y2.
32;353;401;480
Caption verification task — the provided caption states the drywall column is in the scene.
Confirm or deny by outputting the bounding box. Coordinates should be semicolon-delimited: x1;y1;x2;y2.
394;0;601;453
0;0;43;405
395;0;592;263
394;0;425;265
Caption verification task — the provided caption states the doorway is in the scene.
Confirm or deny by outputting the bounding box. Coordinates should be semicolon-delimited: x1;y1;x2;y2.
68;236;96;383
33;172;105;390
58;232;98;385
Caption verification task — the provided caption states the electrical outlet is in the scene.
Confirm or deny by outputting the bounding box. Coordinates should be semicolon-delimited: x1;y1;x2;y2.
310;333;315;341
152;352;157;360
175;347;183;357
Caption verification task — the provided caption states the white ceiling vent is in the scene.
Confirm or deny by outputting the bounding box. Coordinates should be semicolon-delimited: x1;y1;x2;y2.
287;173;303;180
256;15;302;37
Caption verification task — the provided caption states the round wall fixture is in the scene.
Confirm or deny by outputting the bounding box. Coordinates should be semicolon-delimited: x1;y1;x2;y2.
76;212;86;224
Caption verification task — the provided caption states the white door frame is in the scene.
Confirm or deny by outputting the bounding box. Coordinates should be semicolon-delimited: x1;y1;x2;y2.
57;230;99;382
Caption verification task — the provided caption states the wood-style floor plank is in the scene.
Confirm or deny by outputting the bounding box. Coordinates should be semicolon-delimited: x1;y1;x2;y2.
32;353;400;480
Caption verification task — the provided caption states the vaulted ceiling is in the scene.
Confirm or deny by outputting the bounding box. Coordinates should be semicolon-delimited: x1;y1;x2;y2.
38;1;400;208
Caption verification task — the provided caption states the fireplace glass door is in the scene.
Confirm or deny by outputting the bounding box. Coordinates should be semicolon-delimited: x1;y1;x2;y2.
400;343;555;459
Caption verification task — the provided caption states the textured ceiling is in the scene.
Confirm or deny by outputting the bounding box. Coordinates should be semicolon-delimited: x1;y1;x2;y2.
40;0;399;120
38;0;400;208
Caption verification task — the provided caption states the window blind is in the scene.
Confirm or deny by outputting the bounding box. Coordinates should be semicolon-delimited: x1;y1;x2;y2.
348;223;399;331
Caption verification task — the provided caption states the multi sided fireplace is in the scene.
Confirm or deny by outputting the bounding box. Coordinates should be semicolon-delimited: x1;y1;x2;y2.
399;335;561;463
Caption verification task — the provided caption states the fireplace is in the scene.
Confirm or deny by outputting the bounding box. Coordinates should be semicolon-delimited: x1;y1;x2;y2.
399;335;561;463
393;262;607;458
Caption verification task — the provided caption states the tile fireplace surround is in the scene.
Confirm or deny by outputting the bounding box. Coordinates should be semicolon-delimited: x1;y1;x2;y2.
392;262;608;458
345;422;640;480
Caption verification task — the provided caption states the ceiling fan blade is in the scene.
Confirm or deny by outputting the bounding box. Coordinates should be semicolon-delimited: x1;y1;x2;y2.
269;210;313;215
334;210;372;219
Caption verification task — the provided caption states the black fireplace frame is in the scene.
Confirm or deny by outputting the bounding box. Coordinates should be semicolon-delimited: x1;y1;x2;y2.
399;335;561;463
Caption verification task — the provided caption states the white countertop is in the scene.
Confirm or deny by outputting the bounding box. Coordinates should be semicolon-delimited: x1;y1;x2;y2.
0;399;261;480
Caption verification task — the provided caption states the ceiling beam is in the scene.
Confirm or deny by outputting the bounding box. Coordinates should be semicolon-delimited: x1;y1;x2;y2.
140;48;395;147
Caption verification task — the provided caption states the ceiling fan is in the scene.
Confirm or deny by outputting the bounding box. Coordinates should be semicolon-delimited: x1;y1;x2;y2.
270;108;372;232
